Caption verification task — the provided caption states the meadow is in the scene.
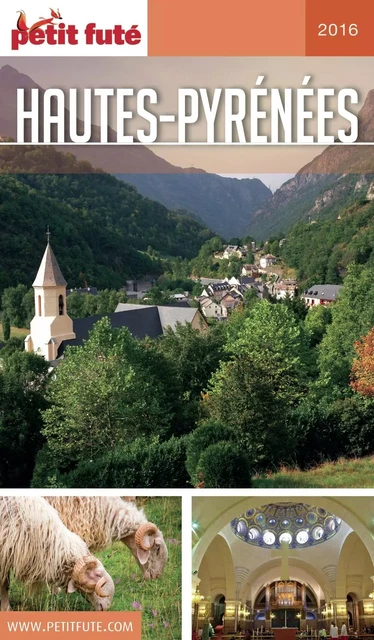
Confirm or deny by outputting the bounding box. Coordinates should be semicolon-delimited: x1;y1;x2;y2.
253;457;374;488
0;322;28;342
8;497;181;640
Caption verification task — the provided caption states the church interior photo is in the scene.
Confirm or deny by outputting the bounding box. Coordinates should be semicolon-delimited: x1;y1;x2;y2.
192;496;374;639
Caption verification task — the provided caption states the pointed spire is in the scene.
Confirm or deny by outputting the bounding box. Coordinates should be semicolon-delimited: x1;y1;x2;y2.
33;241;67;287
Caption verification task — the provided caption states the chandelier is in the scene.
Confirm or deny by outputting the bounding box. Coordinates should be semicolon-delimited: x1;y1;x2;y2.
192;588;204;605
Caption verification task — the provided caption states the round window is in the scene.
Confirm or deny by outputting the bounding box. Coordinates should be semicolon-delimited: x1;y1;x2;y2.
312;526;324;540
296;530;309;544
325;517;336;531
248;527;260;540
263;531;276;545
256;514;265;525
236;520;248;536
279;532;292;544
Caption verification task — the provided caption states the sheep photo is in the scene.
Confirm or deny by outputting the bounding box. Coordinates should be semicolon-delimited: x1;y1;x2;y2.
0;496;181;639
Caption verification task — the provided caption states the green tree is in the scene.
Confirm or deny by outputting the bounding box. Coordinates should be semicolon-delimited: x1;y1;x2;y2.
66;292;86;319
225;255;242;278
318;263;374;389
148;324;225;435
186;420;236;485
1;285;34;330
67;290;128;319
33;437;189;489
0;351;49;487
2;284;32;328
279;296;308;323
0;336;24;357
245;250;255;264
292;393;374;468
196;441;252;488
206;301;308;468
2;312;10;341
41;317;174;473
141;287;170;306
304;305;332;347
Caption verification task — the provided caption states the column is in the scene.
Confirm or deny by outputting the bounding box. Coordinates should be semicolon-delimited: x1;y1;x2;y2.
331;600;348;628
225;600;241;634
192;575;202;633
358;599;374;631
198;599;211;636
302;584;306;608
266;585;271;630
238;603;251;632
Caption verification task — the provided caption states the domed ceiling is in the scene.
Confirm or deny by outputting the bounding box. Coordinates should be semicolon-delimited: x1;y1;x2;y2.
230;502;342;550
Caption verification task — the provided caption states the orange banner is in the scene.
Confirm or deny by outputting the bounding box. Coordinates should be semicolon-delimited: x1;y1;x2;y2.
0;612;141;640
148;0;374;56
148;0;305;56
305;0;374;56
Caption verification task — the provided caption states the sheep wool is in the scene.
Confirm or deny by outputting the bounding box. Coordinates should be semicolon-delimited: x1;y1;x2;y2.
46;497;149;551
0;497;88;589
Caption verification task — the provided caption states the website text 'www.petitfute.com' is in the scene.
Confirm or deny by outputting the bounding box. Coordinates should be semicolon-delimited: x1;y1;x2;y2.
6;620;134;633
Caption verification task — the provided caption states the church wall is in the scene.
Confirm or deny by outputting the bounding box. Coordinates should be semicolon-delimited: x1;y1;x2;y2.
197;534;237;633
30;287;75;359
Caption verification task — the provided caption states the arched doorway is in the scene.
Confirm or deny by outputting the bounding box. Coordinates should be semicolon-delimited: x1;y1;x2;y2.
254;581;317;631
346;593;359;632
213;595;226;627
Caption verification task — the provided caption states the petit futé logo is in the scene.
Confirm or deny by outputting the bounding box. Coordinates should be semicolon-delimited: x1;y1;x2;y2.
11;7;142;50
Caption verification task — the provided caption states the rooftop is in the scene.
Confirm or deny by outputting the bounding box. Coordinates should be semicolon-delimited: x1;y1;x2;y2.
304;284;342;300
33;242;67;287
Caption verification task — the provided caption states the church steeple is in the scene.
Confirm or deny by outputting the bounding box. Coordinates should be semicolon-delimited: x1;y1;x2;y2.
25;230;75;362
33;241;67;288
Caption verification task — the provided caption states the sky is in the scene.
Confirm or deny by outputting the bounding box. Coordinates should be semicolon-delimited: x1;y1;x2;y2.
2;55;374;184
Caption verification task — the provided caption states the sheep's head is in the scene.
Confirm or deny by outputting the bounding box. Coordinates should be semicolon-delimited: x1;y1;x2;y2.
123;523;168;580
69;555;114;611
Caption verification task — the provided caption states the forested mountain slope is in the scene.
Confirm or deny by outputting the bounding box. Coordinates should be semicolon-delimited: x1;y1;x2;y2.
0;145;213;296
282;194;374;286
248;89;374;239
0;64;271;238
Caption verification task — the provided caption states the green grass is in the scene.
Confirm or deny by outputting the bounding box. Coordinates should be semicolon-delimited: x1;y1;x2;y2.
0;323;28;342
8;498;181;640
252;456;374;488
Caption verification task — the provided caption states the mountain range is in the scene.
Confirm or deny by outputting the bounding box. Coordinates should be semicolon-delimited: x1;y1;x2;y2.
3;63;374;242
247;89;374;239
0;145;214;297
0;64;271;239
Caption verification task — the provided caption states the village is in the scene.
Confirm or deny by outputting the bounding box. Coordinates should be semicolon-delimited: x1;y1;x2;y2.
122;241;342;322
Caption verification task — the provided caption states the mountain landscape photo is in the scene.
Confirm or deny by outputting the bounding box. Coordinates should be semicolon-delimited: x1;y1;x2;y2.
0;64;271;238
2;61;374;489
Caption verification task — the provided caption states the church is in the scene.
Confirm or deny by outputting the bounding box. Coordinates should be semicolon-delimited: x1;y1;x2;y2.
25;239;207;362
24;240;75;361
192;496;374;638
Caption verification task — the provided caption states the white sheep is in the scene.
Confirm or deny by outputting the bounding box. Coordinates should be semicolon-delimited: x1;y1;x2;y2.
0;497;115;611
46;497;168;580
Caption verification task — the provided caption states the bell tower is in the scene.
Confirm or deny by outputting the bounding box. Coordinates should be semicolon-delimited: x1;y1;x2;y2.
25;231;75;361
